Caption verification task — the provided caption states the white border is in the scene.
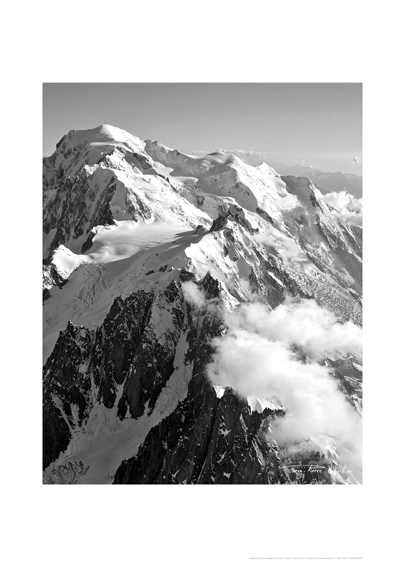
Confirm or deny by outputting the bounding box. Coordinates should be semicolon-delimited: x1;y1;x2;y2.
4;1;404;566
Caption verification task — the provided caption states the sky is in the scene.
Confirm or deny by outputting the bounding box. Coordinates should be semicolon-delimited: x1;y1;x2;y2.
43;83;362;174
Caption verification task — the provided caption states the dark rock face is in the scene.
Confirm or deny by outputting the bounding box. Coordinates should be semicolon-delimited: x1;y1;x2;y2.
43;266;291;484
114;378;287;484
43;142;155;261
197;391;287;484
113;284;287;485
113;287;224;483
43;169;116;257
113;375;220;484
43;322;94;469
328;356;363;413
43;277;215;471
90;291;155;411
117;282;184;419
113;382;288;484
209;212;229;232
43;289;160;469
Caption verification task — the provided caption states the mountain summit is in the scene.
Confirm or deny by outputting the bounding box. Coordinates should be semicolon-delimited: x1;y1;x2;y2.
43;126;362;484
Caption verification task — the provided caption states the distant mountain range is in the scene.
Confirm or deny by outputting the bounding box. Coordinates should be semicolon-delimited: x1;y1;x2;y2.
190;151;362;199
278;165;362;199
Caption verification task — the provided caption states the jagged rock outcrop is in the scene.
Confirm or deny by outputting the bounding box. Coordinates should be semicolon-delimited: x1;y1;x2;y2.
114;385;288;484
43;322;95;469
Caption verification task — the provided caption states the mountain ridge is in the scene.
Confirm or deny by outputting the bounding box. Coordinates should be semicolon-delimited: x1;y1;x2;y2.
43;125;362;484
187;149;362;198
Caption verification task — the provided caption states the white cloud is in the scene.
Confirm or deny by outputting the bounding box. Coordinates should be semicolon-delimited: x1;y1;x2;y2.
253;231;303;265
182;281;206;308
206;299;362;471
228;299;362;360
322;190;362;212
207;329;360;444
320;190;363;227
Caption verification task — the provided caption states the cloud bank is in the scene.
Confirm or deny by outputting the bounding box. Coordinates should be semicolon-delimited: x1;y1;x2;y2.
227;299;362;360
320;190;363;227
206;298;362;470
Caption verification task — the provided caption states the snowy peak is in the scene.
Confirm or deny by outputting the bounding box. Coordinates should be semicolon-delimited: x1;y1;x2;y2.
58;124;144;150
43;125;363;301
255;161;279;176
44;124;153;185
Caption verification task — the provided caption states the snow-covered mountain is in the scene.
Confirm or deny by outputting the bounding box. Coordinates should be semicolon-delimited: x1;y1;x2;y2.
279;165;362;199
189;152;362;198
43;125;362;484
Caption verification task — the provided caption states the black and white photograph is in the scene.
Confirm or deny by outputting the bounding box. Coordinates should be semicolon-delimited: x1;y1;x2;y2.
42;83;363;485
3;1;404;565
